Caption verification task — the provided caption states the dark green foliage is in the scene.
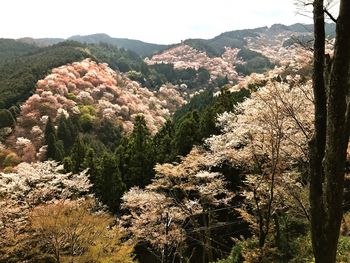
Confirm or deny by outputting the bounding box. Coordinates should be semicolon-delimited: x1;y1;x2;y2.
8;105;20;118
183;39;220;57
95;120;122;151
68;33;167;57
79;114;94;132
116;115;154;188
88;43;148;73
0;39;39;61
142;63;211;90
0;109;15;128
68;136;88;173
215;245;243;263
236;48;275;76
173;111;201;156
199;107;218;139
95;153;126;212
57;115;74;153
44;117;64;161
173;90;214;122
0;41;90;109
152;120;175;164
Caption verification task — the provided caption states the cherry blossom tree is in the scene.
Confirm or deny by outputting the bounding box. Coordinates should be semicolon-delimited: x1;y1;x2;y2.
121;147;233;262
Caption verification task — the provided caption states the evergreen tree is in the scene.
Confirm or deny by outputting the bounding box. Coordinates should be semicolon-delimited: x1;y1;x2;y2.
44;117;64;160
0;109;15;128
116;115;154;188
69;136;88;173
96;120;122;151
199;107;218;139
96;153;126;212
153;120;175;164
57;114;73;153
173;111;200;156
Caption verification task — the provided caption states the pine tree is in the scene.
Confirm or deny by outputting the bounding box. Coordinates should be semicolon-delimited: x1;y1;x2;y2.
69;136;88;173
97;153;126;212
116;115;154;188
57;114;73;153
153;120;175;164
173;111;200;156
44;117;62;160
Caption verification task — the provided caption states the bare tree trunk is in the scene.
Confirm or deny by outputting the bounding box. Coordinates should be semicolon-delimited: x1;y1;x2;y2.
310;0;350;262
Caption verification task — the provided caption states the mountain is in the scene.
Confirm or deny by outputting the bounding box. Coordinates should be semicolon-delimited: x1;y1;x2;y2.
146;22;336;80
68;33;168;57
17;34;168;57
0;39;39;60
9;58;186;157
17;37;65;47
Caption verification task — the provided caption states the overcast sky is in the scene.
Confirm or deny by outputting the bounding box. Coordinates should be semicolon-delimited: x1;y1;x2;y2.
0;0;323;44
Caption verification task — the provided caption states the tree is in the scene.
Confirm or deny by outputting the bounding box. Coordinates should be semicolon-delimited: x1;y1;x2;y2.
29;199;135;263
153;120;175;164
208;79;313;255
0;109;15;129
96;153;126;212
68;136;88;173
309;1;350;262
117;115;154;188
121;148;233;263
0;161;91;261
173;111;201;156
44;117;64;161
57;114;73;153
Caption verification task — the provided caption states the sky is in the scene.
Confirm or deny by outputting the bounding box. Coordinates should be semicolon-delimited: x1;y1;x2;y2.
0;0;328;44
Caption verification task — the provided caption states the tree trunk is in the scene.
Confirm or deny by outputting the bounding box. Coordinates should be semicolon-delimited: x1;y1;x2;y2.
310;1;350;262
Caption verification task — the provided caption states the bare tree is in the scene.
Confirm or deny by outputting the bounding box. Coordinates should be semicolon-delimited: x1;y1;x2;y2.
309;0;350;262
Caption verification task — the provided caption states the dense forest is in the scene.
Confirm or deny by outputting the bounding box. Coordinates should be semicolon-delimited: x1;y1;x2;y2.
1;1;350;263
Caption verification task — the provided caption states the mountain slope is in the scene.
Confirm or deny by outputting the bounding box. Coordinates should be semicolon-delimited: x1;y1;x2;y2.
68;33;168;57
0;39;39;61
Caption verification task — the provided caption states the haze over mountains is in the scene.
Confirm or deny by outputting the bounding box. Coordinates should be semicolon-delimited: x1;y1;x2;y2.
15;22;335;57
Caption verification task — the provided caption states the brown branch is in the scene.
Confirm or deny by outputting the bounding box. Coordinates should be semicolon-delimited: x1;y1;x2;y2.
324;8;337;22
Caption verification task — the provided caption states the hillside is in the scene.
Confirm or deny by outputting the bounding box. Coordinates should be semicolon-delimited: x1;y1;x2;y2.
17;34;168;57
145;23;335;81
0;39;39;60
68;33;168;57
0;41;91;109
7;58;185;160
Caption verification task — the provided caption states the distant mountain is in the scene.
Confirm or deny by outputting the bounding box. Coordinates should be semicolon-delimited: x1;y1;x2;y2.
68;33;167;57
0;39;39;60
17;34;167;57
17;37;65;47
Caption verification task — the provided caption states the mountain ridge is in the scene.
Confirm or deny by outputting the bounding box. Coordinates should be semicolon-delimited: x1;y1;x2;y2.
14;22;335;58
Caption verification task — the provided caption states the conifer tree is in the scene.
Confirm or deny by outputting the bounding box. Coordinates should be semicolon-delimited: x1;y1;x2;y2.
173;111;200;156
57;114;73;153
97;153;126;212
69;136;88;173
153;120;175;164
117;115;154;188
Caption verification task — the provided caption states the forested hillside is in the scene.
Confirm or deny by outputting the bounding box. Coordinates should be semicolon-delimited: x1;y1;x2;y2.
1;10;349;262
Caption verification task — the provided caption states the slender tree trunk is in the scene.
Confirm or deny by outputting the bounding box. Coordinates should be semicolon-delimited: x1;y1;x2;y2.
310;1;350;262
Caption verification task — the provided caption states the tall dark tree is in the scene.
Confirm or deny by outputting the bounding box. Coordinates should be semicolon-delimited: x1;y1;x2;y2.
116;115;154;188
44;117;63;161
0;109;15;129
69;136;88;173
153;120;175;164
57;114;73;153
309;1;350;262
173;111;200;156
96;153;126;212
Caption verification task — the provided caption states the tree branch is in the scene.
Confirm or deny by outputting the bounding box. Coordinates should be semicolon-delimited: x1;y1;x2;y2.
324;8;337;22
